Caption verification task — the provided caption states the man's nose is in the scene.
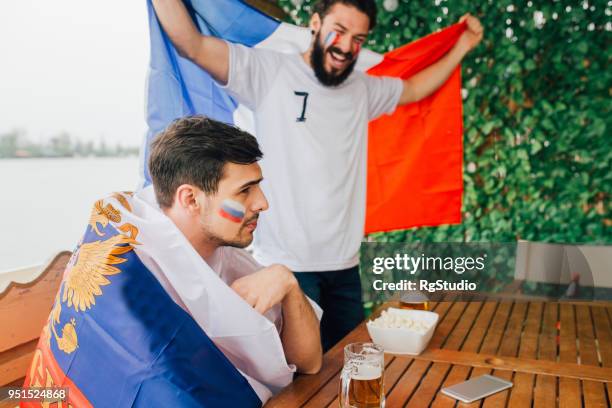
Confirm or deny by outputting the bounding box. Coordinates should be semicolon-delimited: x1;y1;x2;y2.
252;187;269;213
336;34;353;53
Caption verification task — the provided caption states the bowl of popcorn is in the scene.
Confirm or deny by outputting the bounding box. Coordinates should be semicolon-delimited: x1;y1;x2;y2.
366;307;439;355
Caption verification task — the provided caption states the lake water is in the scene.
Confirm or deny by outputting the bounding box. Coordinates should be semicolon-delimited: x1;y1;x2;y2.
0;157;140;271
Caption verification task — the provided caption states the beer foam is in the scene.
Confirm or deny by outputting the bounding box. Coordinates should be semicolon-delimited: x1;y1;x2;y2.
351;364;382;380
368;310;432;333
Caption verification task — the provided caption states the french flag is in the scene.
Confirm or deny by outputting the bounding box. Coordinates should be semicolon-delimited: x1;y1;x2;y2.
142;0;465;233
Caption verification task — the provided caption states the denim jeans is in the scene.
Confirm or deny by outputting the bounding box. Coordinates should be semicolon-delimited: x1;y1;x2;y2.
294;266;364;352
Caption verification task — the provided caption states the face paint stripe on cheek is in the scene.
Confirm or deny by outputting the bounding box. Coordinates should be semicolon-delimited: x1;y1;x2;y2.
324;31;338;47
218;199;245;223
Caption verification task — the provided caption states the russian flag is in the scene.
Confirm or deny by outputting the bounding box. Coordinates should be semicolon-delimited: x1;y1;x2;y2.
142;0;465;234
22;192;263;407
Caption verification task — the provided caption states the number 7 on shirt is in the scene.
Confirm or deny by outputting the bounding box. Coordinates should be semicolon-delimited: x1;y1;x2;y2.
294;91;309;122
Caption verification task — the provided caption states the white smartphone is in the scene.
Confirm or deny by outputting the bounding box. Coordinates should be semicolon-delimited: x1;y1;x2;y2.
441;374;513;403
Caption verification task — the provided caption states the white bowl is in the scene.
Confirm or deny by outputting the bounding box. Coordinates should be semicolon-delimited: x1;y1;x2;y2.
366;308;439;355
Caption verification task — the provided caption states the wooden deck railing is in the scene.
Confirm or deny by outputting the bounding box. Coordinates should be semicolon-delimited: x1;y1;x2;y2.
0;251;70;387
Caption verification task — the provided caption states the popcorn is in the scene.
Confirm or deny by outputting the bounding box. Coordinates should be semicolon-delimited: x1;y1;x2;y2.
368;310;432;334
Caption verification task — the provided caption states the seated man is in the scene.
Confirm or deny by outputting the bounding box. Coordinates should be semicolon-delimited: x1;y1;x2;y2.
23;116;322;407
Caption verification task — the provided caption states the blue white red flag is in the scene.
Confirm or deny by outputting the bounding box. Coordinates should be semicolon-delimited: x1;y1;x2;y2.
141;0;382;183
142;0;464;233
22;188;299;407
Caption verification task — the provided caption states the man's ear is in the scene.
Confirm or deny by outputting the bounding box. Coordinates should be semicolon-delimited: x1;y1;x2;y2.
175;184;201;214
309;12;321;33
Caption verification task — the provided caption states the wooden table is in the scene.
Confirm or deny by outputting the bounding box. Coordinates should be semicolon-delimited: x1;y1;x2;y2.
265;297;612;407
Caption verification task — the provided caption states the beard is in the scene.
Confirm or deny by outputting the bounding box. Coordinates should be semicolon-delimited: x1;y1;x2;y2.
310;31;357;87
200;213;258;249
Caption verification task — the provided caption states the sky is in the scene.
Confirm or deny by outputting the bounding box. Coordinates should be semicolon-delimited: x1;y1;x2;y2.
0;1;150;146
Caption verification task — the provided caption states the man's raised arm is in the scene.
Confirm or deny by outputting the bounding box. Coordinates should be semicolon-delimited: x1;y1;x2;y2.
152;0;229;84
398;13;483;105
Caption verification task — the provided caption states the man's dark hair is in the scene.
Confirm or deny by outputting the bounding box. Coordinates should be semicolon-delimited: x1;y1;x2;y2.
148;115;262;208
313;0;377;30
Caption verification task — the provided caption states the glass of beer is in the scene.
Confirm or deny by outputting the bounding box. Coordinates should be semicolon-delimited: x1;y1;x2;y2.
339;342;385;408
399;290;429;311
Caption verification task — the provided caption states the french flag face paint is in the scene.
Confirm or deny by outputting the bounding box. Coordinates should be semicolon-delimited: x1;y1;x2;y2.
323;30;361;57
324;31;339;48
219;199;246;223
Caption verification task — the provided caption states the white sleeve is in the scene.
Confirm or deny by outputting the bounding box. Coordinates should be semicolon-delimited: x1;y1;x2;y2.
220;42;281;110
363;74;403;121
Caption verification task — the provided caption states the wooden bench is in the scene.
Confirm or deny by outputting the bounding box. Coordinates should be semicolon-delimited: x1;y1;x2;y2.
0;251;70;387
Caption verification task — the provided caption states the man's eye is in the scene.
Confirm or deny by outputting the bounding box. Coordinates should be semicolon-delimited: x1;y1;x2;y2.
240;187;250;194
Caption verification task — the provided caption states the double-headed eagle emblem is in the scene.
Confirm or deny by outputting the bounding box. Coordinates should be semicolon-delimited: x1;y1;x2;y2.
47;192;138;354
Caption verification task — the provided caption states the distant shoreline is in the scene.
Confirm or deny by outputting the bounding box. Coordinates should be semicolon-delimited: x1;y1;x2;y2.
0;130;140;159
0;153;139;159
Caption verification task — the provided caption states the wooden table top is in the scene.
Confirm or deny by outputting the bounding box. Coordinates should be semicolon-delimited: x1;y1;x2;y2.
265;297;612;407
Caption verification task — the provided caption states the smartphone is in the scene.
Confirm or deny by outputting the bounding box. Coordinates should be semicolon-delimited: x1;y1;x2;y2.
441;374;513;403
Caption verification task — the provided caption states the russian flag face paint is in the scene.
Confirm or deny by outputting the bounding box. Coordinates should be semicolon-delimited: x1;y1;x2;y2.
219;199;246;223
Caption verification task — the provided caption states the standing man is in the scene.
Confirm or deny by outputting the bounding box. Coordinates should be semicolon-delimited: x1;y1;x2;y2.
151;0;483;350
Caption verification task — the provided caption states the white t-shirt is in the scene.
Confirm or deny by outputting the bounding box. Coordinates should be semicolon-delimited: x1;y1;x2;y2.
223;43;403;272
